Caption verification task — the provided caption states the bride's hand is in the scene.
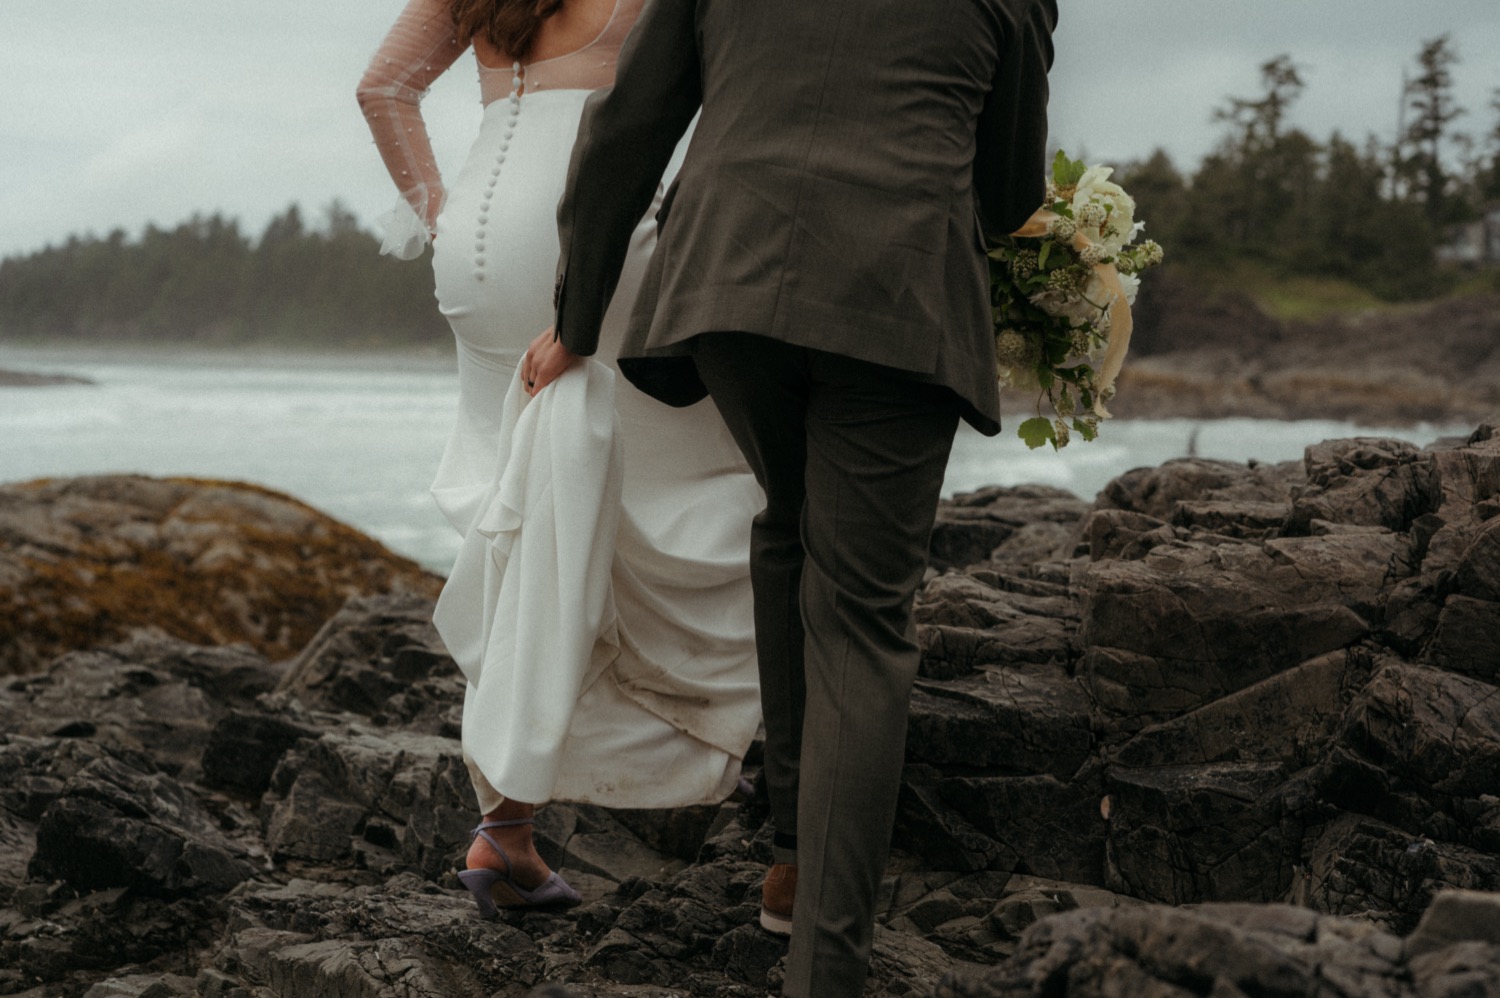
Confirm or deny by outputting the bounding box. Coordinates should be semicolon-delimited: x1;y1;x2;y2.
521;327;580;397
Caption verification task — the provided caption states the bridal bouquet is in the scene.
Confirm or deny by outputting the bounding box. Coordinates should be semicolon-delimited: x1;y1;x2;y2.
991;151;1163;449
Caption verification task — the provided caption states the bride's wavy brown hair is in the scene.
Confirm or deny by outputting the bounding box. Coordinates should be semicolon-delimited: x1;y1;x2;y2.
450;0;564;60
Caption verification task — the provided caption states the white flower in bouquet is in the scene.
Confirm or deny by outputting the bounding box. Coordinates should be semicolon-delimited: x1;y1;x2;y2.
1072;165;1137;255
988;151;1165;451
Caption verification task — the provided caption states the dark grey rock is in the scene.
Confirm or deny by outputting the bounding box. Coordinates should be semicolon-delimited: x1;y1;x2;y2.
1409;941;1500;998
1424;595;1500;680
201;708;321;797
1104;762;1307;905
906;768;1107;885
931;485;1090;571
217;873;542;996
936;902;1418;998
194;966;254;998
0;886;228;984
1096;457;1300;522
28;752;257;897
1112;650;1348;770
1083;507;1175;562
1301;814;1500;934
1289;438;1443;535
262;728;475;881
274;591;463;735
1171;499;1291;540
81;974;196;997
896;767;1010;874
916;572;1078;679
1339;660;1500;800
1385;576;1448;656
1080;535;1378;721
0;636;281;780
1405;890;1500;958
579;799;731;865
906;670;1092;779
1453;517;1500;603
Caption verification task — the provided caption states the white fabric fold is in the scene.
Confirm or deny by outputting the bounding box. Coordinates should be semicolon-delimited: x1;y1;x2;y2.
433;361;623;804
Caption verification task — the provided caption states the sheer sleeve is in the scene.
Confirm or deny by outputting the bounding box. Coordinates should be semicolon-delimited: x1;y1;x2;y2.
357;0;468;258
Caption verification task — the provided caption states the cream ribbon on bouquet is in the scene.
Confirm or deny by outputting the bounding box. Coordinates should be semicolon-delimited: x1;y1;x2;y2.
1012;209;1134;419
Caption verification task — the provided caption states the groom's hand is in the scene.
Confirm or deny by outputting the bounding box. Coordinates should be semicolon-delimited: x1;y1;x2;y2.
521;327;580;397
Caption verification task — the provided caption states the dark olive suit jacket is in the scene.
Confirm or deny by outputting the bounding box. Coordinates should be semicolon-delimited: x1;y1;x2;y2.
554;0;1056;435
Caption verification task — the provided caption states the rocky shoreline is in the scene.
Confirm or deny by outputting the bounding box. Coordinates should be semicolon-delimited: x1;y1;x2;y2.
9;288;1500;430
1092;285;1500;425
0;368;93;388
3;428;1500;996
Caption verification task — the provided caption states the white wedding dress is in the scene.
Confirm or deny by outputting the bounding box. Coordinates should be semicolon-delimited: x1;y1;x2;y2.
359;0;763;809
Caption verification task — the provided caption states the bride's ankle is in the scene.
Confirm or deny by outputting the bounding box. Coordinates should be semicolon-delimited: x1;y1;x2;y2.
468;804;548;878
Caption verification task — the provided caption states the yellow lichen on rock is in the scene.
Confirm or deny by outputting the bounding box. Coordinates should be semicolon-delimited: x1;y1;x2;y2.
0;475;442;675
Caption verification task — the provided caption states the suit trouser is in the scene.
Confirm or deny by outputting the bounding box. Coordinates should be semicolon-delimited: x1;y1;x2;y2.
692;332;960;998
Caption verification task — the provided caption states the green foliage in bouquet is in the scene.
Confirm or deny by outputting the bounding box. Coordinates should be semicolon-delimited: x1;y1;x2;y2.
991;151;1163;449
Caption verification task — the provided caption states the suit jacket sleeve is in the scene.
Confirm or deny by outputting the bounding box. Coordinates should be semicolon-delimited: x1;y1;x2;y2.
553;0;703;356
973;0;1057;243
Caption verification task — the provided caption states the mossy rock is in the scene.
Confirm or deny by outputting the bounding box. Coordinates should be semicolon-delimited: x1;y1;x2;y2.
0;475;442;675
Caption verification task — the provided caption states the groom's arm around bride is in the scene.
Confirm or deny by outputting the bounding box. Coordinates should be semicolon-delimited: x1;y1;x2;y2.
549;1;1058;995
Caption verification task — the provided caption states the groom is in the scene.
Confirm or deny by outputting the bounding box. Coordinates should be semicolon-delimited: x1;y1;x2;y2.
534;0;1056;993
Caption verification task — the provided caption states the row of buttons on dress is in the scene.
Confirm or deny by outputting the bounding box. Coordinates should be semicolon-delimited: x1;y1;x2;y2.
475;62;523;282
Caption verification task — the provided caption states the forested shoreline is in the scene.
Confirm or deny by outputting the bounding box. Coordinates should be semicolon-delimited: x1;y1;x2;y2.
0;202;449;346
1126;41;1500;302
2;38;1498;346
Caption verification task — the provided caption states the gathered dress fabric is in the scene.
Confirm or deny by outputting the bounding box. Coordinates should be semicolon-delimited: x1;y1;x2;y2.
358;0;763;810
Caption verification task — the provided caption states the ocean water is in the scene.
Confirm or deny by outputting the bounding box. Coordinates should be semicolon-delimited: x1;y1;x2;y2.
0;345;1474;573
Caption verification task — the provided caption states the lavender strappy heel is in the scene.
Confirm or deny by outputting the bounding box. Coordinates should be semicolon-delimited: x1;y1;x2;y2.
457;817;582;916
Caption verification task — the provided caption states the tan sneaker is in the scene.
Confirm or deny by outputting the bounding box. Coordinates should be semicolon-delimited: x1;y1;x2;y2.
759;862;796;936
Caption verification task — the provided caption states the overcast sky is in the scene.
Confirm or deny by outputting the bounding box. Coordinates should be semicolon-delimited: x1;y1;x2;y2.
4;1;1499;259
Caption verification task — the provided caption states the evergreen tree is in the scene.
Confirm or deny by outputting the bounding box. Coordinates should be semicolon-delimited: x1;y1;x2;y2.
1400;35;1466;222
1119;149;1188;248
1209;55;1318;253
1214;54;1304;151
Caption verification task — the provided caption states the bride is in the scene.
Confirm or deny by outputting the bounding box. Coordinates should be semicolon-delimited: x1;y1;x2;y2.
357;0;762;914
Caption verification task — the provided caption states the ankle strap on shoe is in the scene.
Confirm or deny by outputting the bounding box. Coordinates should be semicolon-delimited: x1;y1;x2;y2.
473;817;536;832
